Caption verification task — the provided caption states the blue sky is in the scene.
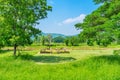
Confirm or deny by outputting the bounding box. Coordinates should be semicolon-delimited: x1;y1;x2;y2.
37;0;99;35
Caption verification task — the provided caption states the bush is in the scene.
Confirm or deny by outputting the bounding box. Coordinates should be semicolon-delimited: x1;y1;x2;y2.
113;50;120;56
87;39;94;46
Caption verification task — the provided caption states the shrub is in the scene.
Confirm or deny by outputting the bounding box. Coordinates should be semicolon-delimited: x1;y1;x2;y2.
113;50;120;56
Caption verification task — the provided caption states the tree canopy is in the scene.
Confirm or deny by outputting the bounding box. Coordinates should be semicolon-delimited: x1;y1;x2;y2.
93;0;112;4
75;0;120;46
0;0;52;56
53;36;65;43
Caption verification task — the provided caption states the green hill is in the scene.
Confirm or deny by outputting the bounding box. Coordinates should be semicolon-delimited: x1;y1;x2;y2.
42;32;66;38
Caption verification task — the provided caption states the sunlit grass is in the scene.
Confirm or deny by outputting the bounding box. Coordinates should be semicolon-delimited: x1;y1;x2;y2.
0;45;120;80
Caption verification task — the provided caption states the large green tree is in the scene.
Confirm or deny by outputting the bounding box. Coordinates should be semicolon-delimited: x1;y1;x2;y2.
75;0;120;46
0;0;52;56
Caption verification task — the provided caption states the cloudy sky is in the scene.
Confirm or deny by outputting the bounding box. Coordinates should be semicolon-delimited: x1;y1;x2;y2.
37;0;99;35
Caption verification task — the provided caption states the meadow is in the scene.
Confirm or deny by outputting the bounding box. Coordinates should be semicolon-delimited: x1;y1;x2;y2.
0;45;120;80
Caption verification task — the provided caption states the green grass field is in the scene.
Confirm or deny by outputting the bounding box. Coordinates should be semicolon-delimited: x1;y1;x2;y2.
0;45;120;80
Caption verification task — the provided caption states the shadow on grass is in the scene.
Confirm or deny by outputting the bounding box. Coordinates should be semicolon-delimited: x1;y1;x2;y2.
32;56;76;63
16;54;33;60
90;55;120;64
0;50;12;54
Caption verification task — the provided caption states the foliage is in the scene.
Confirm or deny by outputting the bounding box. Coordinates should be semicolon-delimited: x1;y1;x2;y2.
113;50;120;56
41;36;46;46
87;38;94;46
0;0;52;55
45;34;53;49
69;36;80;46
53;36;65;43
93;0;112;4
64;36;80;46
64;37;70;46
33;36;41;45
75;0;120;46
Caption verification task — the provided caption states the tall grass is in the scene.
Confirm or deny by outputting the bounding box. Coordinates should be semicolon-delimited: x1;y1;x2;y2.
0;53;120;80
0;45;120;80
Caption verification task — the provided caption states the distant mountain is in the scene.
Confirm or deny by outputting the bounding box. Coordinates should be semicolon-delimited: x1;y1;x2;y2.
31;32;78;40
42;32;66;38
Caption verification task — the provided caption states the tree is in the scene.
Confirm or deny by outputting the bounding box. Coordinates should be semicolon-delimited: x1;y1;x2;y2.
0;0;52;56
64;36;80;46
33;36;40;45
46;34;52;49
0;16;11;49
53;36;65;43
93;0;112;4
69;36;80;46
64;37;70;46
75;0;120;46
41;35;46;46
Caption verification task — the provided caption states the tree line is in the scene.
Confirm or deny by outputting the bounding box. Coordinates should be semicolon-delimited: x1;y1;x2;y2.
33;34;80;46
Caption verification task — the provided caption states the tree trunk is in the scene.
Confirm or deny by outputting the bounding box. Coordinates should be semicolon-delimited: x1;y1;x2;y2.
14;44;17;56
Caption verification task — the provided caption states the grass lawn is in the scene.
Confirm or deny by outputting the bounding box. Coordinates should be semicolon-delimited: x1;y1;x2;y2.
0;45;120;80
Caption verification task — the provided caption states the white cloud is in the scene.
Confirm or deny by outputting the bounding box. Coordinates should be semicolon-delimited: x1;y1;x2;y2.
58;14;86;26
